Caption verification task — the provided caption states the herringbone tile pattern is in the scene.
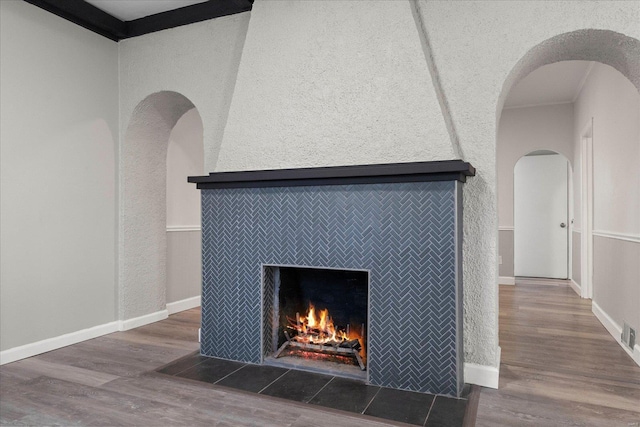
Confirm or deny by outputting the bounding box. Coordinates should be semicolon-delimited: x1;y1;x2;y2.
201;181;460;395
262;266;275;356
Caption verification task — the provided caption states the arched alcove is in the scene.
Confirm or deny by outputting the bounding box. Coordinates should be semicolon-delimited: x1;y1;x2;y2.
166;108;204;306
120;91;202;323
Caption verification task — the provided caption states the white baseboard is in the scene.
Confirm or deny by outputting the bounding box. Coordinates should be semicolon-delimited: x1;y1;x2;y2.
1;309;173;365
499;276;515;285
0;321;119;365
166;296;201;315
166;225;201;232
118;309;168;331
592;301;640;367
569;279;581;296
464;346;501;389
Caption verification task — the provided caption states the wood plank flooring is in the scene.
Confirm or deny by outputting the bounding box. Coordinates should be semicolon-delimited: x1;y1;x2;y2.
476;284;640;426
0;309;401;426
2;283;638;426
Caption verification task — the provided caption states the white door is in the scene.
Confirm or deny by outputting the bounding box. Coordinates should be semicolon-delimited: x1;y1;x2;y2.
514;153;569;279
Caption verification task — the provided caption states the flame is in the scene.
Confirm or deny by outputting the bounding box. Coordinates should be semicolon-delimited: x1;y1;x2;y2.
287;303;364;361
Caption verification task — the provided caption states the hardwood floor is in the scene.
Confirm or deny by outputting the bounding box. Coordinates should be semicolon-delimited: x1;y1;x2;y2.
3;284;638;426
0;309;401;426
476;284;640;426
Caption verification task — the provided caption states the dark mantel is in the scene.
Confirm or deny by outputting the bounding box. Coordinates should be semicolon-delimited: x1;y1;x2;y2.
188;160;475;190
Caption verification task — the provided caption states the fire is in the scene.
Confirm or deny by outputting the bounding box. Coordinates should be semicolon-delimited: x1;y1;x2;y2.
288;303;361;347
280;303;367;369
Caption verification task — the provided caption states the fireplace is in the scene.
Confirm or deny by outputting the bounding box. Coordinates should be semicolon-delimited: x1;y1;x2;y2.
263;265;369;379
189;160;475;397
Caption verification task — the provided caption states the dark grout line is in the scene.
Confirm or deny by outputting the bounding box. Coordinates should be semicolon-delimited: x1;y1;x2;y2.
213;364;248;385
162;356;466;426
360;385;383;415
171;358;209;377
423;395;437;427
305;376;335;403
257;369;292;394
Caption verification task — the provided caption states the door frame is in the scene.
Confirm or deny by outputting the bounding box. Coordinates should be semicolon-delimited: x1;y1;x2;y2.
580;119;594;299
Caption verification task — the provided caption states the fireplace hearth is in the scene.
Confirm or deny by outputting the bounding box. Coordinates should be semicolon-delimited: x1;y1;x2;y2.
189;160;475;397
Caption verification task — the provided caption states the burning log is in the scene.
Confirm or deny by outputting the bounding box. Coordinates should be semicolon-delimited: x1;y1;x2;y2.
339;339;361;350
276;339;366;371
280;304;366;371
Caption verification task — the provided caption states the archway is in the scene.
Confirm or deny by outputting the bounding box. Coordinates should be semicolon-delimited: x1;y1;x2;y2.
497;29;640;119
166;108;204;310
120;91;202;325
496;29;640;373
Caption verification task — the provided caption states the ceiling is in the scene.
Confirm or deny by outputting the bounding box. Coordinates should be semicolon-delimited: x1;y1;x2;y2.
504;61;594;109
85;0;208;22
24;0;252;41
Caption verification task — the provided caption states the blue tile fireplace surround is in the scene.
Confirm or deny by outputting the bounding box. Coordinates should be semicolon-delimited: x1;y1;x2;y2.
189;160;475;397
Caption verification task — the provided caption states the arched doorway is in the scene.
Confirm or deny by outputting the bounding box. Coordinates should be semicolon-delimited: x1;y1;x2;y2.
495;28;640;380
498;30;639;299
120;91;203;326
483;29;640;424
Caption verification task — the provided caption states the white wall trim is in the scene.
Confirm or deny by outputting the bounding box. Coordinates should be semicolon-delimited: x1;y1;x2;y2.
464;346;500;389
167;296;201;315
592;230;640;244
118;310;168;331
573;228;581;233
502;100;573;111
1;309;176;365
167;225;202;232
0;321;119;365
499;276;515;285
569;278;581;297
592;301;640;367
498;226;514;231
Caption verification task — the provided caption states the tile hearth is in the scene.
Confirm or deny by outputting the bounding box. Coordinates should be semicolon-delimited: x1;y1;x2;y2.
157;351;470;426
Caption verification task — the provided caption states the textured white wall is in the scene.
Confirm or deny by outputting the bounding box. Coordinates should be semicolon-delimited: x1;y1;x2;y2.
119;12;250;173
166;108;203;227
0;1;118;350
118;13;250;320
120;92;195;320
413;0;639;367
215;0;454;172
498;103;574;228
214;0;640;368
573;63;640;334
21;0;632;370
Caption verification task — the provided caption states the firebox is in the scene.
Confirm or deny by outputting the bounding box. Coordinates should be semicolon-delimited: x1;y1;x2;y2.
263;265;368;379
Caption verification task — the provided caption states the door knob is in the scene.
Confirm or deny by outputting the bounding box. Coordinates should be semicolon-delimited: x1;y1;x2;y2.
560;223;566;228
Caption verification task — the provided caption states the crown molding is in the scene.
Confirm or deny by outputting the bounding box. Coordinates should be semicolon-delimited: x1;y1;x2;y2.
23;0;253;42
